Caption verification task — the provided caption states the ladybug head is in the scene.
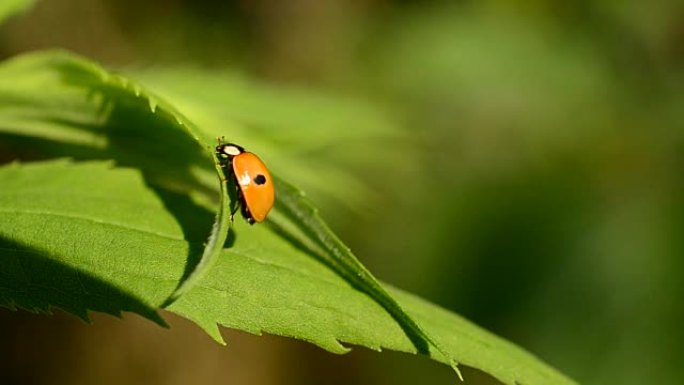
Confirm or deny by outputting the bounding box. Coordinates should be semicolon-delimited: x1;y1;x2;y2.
216;143;245;159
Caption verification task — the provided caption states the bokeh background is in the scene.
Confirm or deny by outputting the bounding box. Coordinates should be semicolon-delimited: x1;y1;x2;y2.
1;0;683;384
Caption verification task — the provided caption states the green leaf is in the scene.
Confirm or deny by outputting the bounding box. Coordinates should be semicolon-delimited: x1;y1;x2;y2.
0;50;577;385
0;0;35;25
1;49;455;374
0;160;180;324
163;146;232;304
0;50;233;306
269;176;461;376
0;159;575;385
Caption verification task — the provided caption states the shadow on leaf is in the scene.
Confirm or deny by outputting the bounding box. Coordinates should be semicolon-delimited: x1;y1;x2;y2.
0;237;166;326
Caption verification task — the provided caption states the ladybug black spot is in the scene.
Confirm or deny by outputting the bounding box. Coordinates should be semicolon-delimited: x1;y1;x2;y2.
254;174;267;185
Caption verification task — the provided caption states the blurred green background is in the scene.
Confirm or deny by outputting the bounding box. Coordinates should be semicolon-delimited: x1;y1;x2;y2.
1;0;683;384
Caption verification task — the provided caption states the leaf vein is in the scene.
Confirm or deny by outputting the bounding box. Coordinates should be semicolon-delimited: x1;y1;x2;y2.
0;208;183;241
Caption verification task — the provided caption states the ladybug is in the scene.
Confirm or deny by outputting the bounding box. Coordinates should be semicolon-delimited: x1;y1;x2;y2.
216;140;275;224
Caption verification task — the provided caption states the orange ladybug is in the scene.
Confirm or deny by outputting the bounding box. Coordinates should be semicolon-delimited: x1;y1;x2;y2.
216;141;275;224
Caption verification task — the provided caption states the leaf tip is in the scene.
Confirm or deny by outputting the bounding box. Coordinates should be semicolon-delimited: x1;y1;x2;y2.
148;98;158;113
451;360;464;382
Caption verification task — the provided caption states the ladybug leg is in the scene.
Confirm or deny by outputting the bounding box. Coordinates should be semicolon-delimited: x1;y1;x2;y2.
217;165;229;183
241;202;255;225
229;205;238;222
228;182;243;223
